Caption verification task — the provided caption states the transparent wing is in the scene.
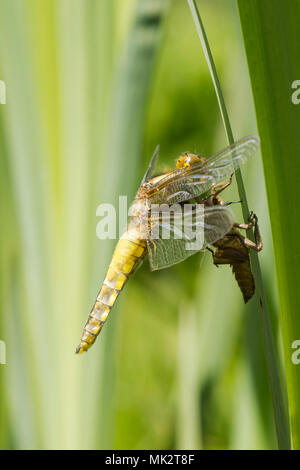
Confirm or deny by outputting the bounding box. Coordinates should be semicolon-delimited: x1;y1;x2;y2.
139;144;160;187
202;135;259;169
146;135;260;204
145;204;234;271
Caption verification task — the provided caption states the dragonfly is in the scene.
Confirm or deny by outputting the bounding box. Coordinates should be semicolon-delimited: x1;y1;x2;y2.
76;135;260;354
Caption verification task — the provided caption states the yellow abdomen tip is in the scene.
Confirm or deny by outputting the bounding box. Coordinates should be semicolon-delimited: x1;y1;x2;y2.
75;343;88;354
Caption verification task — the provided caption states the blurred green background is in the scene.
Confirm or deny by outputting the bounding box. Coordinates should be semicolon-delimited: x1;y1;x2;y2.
0;0;282;449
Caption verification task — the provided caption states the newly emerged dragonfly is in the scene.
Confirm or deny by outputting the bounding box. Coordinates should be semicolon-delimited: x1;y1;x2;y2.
76;135;260;354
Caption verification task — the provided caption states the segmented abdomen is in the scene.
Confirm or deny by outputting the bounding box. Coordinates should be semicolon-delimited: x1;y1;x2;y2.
213;231;255;303
76;231;147;354
231;261;254;304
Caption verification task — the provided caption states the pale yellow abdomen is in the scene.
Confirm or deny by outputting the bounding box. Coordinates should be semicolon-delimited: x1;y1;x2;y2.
76;230;147;354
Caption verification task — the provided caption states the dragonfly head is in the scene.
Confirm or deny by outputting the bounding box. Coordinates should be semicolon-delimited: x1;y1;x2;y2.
176;152;206;170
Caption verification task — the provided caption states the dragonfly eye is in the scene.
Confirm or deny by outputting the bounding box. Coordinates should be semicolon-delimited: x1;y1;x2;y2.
176;154;189;169
176;153;205;170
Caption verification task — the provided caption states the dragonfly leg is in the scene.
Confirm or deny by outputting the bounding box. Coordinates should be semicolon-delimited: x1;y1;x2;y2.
234;221;253;230
226;200;242;206
206;247;219;266
233;211;256;230
211;174;233;196
234;213;263;252
196;175;233;205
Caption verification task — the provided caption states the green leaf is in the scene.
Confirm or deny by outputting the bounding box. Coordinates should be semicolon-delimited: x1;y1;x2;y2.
0;0;169;449
237;0;300;449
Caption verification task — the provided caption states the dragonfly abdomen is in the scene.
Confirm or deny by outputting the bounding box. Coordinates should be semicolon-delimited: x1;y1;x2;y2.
76;231;147;354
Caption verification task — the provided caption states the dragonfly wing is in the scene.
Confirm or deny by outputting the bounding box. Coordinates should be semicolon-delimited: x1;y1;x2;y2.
139;144;160;187
162;174;215;204
203;205;235;244
204;135;259;169
147;135;260;204
146;204;234;271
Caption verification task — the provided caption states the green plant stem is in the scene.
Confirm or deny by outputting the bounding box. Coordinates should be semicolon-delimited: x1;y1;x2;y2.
187;0;290;450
